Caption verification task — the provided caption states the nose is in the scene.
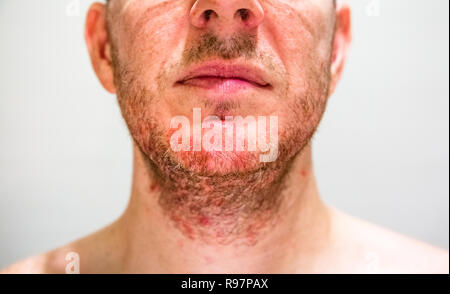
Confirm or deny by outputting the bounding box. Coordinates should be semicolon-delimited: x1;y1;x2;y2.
189;0;264;32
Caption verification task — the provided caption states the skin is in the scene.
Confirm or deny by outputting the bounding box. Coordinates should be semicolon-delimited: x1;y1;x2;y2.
1;0;448;273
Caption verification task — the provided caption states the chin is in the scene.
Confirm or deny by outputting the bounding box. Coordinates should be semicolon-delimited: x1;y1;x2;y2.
171;149;262;176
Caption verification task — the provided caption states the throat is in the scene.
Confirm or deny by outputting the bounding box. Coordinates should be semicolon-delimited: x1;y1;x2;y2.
119;144;328;273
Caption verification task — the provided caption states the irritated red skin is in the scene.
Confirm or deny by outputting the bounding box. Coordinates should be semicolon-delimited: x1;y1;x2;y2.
165;116;266;175
198;216;210;226
182;221;195;240
214;198;224;207
300;169;308;178
149;182;159;192
109;0;333;247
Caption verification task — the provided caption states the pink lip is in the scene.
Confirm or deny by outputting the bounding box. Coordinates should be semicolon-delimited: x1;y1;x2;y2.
176;62;271;94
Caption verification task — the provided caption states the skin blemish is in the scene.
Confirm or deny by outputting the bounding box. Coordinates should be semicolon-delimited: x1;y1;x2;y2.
300;169;308;178
149;182;159;192
203;255;213;265
215;229;224;239
214;198;224;207
182;221;194;239
245;225;258;246
198;215;210;227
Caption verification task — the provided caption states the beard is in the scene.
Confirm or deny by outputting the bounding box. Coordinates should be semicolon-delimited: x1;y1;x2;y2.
111;31;331;245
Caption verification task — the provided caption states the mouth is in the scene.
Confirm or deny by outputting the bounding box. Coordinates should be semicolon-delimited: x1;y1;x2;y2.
175;61;272;94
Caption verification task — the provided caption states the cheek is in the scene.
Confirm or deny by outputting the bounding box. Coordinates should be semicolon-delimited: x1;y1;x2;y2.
263;1;332;91
117;2;189;89
114;7;192;127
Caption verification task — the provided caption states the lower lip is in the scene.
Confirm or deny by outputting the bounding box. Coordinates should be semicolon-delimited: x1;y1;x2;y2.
178;77;267;94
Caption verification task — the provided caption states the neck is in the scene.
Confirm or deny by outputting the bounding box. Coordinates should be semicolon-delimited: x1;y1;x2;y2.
112;144;332;273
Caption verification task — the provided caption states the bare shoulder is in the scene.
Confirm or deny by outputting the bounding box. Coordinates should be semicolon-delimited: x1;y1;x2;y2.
1;223;121;274
330;208;449;274
0;247;73;274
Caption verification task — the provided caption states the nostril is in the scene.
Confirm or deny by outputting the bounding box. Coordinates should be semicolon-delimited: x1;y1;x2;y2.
203;9;217;21
190;2;264;29
236;8;250;21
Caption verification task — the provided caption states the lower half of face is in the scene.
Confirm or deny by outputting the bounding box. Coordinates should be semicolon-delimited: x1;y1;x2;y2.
111;1;333;177
114;59;330;177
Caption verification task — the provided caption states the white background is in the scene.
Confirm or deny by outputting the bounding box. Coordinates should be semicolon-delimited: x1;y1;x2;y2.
0;0;448;268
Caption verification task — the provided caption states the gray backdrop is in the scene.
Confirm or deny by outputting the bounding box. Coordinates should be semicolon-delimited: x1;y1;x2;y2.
0;0;448;268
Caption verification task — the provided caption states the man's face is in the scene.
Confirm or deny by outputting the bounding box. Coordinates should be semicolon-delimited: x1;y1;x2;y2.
106;0;336;176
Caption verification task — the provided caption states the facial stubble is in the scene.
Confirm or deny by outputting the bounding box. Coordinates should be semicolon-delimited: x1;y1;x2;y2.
110;30;331;245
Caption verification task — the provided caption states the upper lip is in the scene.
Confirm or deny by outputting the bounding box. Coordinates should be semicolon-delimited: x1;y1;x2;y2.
176;61;271;87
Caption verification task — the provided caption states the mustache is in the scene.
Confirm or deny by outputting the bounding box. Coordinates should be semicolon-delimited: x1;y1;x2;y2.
182;31;257;65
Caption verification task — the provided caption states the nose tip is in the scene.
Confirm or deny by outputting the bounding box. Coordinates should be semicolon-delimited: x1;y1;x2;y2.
190;0;264;30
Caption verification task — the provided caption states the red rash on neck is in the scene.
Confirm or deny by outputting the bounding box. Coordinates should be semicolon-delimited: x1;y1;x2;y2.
300;169;308;178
